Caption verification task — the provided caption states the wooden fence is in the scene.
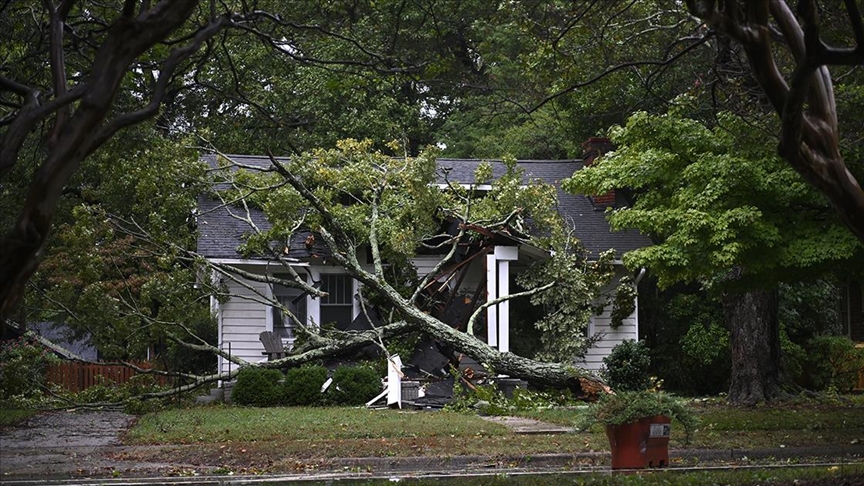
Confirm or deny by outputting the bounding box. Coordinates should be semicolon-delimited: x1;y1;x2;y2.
46;361;169;392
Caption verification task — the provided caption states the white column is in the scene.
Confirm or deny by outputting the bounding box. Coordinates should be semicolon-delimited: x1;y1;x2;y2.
495;246;518;353
498;259;510;353
486;253;498;347
487;246;519;352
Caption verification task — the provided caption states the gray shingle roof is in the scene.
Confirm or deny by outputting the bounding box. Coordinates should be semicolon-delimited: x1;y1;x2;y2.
196;154;649;260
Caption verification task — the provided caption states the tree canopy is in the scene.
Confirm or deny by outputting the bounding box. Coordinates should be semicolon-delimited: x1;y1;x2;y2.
566;107;864;291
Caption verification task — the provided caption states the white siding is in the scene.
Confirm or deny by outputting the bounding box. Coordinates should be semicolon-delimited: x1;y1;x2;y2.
219;277;270;375
577;269;639;371
578;313;638;371
412;255;444;280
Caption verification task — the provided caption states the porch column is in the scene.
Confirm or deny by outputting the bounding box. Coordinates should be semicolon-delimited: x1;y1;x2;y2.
486;246;519;352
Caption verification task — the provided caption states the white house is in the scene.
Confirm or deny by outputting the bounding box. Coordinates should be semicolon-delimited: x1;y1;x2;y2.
197;147;650;376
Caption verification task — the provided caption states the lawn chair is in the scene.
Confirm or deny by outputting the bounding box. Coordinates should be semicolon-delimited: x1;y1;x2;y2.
259;331;286;360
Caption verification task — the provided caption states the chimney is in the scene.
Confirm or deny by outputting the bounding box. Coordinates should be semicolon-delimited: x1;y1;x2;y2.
582;137;616;208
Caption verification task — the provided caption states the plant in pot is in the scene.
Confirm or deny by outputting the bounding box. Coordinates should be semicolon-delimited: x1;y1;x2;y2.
580;391;698;469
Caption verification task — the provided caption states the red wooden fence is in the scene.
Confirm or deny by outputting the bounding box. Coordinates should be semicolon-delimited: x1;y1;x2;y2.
46;361;168;392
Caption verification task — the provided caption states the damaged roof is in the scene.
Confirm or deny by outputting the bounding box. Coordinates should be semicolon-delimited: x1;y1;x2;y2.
196;154;649;260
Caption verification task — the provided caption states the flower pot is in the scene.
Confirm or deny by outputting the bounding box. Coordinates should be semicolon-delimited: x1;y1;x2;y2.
605;414;671;469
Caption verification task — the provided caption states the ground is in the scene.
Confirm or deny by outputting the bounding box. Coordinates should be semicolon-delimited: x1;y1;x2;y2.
1;408;863;483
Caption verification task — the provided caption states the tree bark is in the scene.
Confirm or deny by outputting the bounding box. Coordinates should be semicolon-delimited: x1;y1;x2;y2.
724;288;783;405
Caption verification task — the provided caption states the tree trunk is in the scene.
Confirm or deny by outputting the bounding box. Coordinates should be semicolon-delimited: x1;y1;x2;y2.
724;289;783;405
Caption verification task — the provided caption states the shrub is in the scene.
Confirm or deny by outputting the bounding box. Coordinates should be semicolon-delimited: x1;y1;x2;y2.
330;365;381;405
602;340;652;392
0;337;60;400
780;326;807;386
803;336;864;392
231;367;285;407
283;365;329;406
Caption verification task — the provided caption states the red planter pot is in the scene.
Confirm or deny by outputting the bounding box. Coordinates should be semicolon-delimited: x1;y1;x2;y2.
605;415;671;469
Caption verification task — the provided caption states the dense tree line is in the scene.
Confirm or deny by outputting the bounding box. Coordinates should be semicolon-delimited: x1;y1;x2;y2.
2;1;863;404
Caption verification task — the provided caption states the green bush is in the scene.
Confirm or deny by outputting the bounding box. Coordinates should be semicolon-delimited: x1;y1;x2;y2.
283;365;329;406
803;336;864;392
231;367;285;407
330;365;381;405
602;340;652;392
0;337;60;400
780;326;807;386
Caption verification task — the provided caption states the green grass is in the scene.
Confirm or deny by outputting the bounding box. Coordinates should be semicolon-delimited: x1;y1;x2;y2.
127;406;510;444
507;396;864;450
120;397;864;473
0;408;37;427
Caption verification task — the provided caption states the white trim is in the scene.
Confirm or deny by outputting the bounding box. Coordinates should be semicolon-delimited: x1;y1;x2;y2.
264;282;275;333
352;278;360;321
209;258;307;266
435;183;494;191
494;245;519;261
308;267;321;328
486;245;519;352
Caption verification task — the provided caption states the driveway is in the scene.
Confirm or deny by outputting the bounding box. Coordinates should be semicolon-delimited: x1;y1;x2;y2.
0;409;170;480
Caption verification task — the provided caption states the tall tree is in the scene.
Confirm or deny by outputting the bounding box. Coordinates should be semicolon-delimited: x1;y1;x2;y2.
566;108;863;404
0;1;221;324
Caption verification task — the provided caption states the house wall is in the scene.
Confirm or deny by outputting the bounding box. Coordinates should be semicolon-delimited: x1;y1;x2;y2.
577;268;639;371
413;254;638;370
215;257;638;376
216;263;366;376
218;272;271;376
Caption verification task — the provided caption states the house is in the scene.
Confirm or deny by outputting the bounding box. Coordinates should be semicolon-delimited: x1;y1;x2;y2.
197;142;650;377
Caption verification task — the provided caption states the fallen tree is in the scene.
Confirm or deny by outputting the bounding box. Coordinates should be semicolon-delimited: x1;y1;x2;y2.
9;143;624;406
197;143;621;396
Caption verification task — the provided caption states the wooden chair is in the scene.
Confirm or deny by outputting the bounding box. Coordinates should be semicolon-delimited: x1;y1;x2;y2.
259;331;286;360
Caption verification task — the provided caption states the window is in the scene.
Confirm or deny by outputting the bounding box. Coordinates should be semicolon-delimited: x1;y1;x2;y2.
320;274;354;330
272;278;307;343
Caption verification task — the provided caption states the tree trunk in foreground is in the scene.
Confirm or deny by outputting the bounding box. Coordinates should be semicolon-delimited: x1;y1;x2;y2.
724;289;782;405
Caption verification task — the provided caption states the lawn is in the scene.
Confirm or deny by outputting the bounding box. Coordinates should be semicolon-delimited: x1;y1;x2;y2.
121;395;864;474
517;395;864;449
